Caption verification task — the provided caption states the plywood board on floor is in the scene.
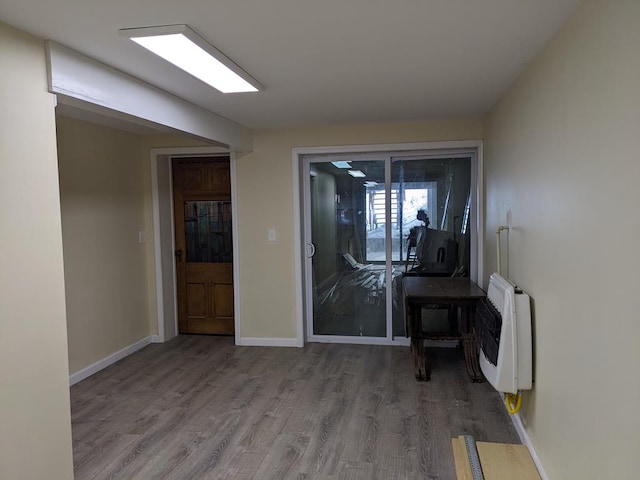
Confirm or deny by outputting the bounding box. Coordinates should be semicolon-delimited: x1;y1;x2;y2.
452;436;473;480
452;436;541;480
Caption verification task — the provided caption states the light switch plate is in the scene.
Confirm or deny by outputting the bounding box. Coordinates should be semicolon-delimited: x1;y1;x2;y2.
267;229;276;242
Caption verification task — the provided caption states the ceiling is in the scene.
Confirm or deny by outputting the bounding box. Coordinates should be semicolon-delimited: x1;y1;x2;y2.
0;0;581;130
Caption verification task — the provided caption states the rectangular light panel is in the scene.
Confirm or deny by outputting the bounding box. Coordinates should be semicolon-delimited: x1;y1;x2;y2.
331;161;352;169
121;25;261;93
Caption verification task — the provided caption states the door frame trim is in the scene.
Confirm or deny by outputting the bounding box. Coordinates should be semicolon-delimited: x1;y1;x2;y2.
292;140;484;346
150;146;240;344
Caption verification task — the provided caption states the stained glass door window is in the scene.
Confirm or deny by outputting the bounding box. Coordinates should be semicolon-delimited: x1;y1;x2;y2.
184;201;232;263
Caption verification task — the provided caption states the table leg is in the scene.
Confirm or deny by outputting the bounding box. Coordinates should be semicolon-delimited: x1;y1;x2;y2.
470;339;482;381
410;304;428;381
461;306;482;382
412;336;428;381
468;308;483;381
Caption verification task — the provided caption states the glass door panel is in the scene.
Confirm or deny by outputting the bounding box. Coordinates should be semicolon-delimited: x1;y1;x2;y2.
310;160;386;337
391;156;472;337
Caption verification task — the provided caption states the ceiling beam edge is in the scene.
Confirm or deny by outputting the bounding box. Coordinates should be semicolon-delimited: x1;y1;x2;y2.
45;40;253;152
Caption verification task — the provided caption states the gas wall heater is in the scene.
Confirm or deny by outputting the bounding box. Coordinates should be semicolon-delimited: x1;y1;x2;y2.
476;272;532;394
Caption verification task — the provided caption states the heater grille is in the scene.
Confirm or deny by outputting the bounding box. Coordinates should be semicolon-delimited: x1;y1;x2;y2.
476;297;502;366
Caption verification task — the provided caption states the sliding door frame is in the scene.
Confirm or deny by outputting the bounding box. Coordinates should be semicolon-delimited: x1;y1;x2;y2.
293;140;483;347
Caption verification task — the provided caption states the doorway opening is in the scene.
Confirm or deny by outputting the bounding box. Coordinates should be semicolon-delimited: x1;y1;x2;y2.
150;146;240;344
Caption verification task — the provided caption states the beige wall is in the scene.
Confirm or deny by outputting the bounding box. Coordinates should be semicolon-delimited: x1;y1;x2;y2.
0;22;74;480
484;0;639;477
236;119;482;339
57;116;153;374
58;122;210;374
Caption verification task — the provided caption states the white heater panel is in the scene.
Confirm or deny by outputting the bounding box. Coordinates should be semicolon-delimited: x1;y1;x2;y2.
479;273;532;394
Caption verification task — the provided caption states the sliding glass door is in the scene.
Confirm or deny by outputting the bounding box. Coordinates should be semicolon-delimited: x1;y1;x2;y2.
390;156;473;336
302;149;477;344
308;158;387;337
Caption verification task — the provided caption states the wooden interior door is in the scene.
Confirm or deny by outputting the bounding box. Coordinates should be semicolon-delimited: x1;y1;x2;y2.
173;157;234;335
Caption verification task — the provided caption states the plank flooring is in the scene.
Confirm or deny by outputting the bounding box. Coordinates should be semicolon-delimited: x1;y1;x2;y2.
70;336;520;480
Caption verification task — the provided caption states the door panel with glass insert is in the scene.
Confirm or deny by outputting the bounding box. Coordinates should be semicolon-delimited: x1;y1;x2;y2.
173;158;234;335
310;160;387;337
390;156;472;336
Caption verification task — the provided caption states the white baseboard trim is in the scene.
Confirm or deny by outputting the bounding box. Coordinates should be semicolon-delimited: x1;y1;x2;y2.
150;334;163;343
69;336;153;386
237;337;300;347
511;412;549;480
304;336;411;347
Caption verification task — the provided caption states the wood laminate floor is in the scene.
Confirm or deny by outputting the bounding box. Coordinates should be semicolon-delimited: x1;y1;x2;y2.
70;336;520;480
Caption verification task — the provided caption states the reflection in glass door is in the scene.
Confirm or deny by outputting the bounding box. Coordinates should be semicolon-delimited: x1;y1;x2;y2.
309;159;387;337
303;150;476;343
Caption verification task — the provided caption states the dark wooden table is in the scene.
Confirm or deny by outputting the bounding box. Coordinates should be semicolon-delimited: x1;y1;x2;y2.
403;276;486;382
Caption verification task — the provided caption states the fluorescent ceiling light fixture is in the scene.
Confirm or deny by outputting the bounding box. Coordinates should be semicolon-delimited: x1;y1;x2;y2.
120;24;262;93
331;161;352;169
348;170;366;178
364;181;378;187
